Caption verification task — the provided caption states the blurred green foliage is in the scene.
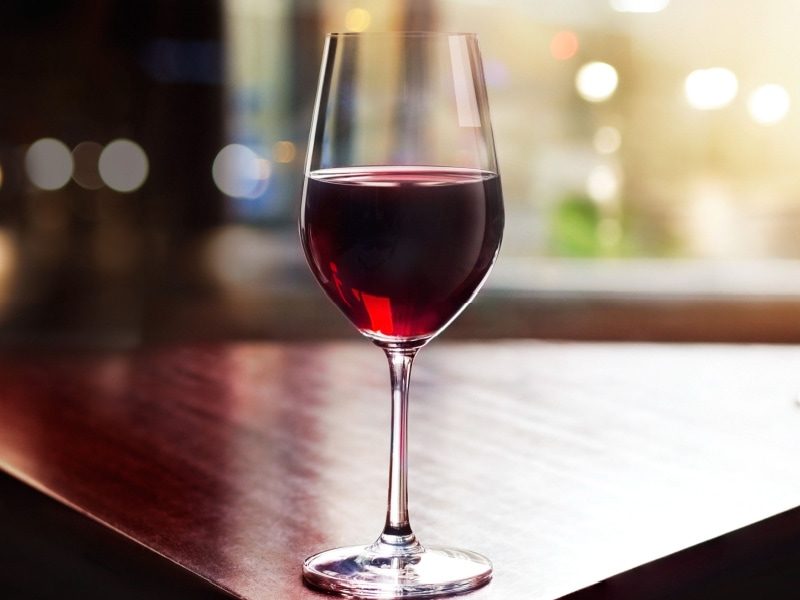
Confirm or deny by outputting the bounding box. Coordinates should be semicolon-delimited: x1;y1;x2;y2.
551;194;616;257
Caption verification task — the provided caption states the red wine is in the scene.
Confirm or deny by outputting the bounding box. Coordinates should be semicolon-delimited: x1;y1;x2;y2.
300;166;504;342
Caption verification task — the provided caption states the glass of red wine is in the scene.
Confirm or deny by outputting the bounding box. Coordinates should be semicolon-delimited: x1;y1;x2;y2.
299;32;504;598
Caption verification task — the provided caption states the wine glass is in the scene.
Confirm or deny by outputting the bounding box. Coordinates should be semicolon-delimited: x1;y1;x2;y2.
299;32;504;598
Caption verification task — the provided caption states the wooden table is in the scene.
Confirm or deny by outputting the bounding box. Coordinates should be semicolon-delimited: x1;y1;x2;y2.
2;340;800;598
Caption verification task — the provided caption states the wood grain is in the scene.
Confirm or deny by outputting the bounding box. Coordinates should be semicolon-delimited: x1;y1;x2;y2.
1;341;800;598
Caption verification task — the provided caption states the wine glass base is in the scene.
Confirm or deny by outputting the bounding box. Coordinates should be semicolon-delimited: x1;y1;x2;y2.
303;544;492;598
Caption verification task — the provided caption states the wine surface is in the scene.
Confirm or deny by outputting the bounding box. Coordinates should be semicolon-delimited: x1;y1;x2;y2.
301;166;504;342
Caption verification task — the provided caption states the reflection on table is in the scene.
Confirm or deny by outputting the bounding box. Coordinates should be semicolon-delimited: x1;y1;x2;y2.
1;341;800;598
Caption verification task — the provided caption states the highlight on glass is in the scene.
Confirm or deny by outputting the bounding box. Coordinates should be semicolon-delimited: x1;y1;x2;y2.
299;32;504;598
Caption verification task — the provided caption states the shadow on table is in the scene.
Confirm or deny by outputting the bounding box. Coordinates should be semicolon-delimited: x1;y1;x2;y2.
0;470;235;600
563;502;800;600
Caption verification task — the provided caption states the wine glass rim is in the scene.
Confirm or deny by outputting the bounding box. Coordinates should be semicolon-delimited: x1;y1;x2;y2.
326;31;479;38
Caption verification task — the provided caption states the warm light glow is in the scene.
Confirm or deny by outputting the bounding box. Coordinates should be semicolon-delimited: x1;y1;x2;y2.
71;141;104;190
0;162;3;191
594;126;622;154
747;84;790;125
684;68;738;110
273;140;296;163
212;144;270;198
99;139;149;192
345;8;371;32
0;229;15;276
551;30;579;61
0;229;17;316
610;0;669;13
587;165;620;203
687;180;737;257
576;62;619;102
25;138;73;190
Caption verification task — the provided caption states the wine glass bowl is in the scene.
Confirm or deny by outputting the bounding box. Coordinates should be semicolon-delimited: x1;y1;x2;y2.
299;32;503;597
302;165;503;347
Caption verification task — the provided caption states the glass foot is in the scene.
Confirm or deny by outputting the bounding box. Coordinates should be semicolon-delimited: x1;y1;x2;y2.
302;543;492;598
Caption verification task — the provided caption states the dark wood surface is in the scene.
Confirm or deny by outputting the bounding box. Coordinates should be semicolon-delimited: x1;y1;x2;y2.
2;341;800;598
0;468;234;599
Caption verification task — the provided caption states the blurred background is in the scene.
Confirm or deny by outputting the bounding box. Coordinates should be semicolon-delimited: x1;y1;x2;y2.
3;0;800;347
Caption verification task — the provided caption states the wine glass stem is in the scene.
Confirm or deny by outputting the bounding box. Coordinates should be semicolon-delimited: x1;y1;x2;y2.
379;347;421;551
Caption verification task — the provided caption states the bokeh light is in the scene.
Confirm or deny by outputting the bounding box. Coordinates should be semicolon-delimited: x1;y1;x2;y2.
594;126;622;154
212;143;271;198
551;30;579;61
576;62;619;102
586;164;620;203
71;141;104;190
98;139;149;192
25;138;73;190
272;140;296;163
345;8;371;32
747;84;790;125
610;0;669;13
484;58;510;88
684;68;738;110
